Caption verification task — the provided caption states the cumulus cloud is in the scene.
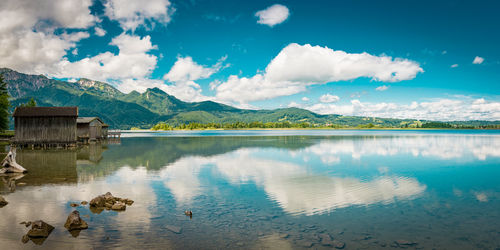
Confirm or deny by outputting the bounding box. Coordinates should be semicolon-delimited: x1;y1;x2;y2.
52;33;158;81
376;85;389;91
211;43;423;105
161;56;228;101
302;97;310;101
319;94;340;103
473;56;484;64
94;26;107;36
450;64;459;68
255;4;290;27
0;0;95;74
104;0;175;31
293;97;500;121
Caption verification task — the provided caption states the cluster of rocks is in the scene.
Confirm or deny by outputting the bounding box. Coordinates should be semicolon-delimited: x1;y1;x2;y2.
89;192;134;211
21;220;55;245
21;211;90;244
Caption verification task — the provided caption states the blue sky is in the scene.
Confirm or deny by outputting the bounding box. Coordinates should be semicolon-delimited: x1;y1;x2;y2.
0;0;499;120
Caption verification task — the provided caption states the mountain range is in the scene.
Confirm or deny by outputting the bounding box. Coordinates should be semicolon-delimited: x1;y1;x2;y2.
1;68;497;129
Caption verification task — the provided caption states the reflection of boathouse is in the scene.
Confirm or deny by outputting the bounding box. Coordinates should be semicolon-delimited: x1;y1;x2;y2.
12;107;78;147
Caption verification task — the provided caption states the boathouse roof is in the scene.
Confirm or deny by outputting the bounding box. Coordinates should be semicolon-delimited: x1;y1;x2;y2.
77;117;103;124
12;107;78;117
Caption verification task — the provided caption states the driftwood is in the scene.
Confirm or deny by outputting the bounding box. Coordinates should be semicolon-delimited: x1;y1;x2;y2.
0;148;27;174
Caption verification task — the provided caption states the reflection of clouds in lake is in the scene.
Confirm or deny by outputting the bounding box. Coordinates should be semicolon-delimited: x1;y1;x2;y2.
304;135;500;162
0;167;160;248
158;157;206;205
213;149;426;215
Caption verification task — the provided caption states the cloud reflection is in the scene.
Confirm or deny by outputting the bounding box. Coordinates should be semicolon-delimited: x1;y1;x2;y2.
303;135;500;163
158;148;426;216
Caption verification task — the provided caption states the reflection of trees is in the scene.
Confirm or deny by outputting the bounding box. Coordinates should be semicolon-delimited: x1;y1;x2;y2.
1;150;81;191
76;136;319;179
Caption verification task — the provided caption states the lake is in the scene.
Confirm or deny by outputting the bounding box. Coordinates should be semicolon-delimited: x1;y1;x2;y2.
0;130;499;249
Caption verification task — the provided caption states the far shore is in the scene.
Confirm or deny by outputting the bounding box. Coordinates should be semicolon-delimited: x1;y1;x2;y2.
128;127;500;132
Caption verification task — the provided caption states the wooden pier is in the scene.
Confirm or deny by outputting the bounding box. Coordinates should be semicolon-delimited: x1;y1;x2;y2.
107;130;121;139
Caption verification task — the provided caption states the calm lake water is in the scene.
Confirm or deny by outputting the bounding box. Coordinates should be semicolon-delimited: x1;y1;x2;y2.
1;130;499;249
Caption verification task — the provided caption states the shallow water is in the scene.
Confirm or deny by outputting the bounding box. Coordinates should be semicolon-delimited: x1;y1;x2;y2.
1;130;499;249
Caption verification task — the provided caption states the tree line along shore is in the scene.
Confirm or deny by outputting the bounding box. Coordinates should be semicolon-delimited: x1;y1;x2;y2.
147;121;500;131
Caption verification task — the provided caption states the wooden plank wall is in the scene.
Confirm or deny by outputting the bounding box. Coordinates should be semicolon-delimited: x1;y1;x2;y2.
14;117;77;143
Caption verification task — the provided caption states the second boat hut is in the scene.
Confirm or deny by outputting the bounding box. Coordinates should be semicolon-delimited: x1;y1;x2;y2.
77;117;105;143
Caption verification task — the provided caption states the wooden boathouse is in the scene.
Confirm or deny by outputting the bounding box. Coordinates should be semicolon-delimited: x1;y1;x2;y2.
12;107;78;148
77;117;105;142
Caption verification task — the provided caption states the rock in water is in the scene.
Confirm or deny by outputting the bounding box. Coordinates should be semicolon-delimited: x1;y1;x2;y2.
0;195;8;207
89;192;133;211
90;195;106;207
64;210;89;231
111;202;126;211
395;240;417;247
165;225;182;234
81;201;88;205
26;220;54;238
332;240;345;249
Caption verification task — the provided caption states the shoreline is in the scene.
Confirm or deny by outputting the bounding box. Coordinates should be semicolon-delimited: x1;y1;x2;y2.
130;127;500;132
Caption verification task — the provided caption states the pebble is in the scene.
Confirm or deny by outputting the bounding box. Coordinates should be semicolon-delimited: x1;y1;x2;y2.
301;241;314;248
332;240;346;249
165;225;182;234
395;240;417;246
279;233;289;239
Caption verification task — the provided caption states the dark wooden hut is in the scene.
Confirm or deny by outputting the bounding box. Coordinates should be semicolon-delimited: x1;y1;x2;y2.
77;117;105;142
12;107;78;147
102;124;109;138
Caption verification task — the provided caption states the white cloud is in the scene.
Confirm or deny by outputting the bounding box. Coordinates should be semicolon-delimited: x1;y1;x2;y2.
255;4;290;27
0;0;95;74
451;64;459;68
294;97;500;121
288;101;300;108
376;85;389;91
163;56;224;82
161;56;227;102
473;56;484;64
94;26;107;36
104;0;175;31
51;33;158;82
212;43;423;105
319;93;340;103
302;97;310;101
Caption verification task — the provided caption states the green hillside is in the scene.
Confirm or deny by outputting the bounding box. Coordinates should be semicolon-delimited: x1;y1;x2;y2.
1;68;499;129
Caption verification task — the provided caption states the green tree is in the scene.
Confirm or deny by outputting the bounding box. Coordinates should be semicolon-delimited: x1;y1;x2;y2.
0;74;9;132
19;97;37;107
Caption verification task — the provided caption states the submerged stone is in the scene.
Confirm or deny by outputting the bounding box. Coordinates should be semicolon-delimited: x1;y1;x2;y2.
20;221;32;227
165;225;182;234
395;240;417;246
26;220;54;238
332;240;345;249
64;210;89;232
0;195;8;207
